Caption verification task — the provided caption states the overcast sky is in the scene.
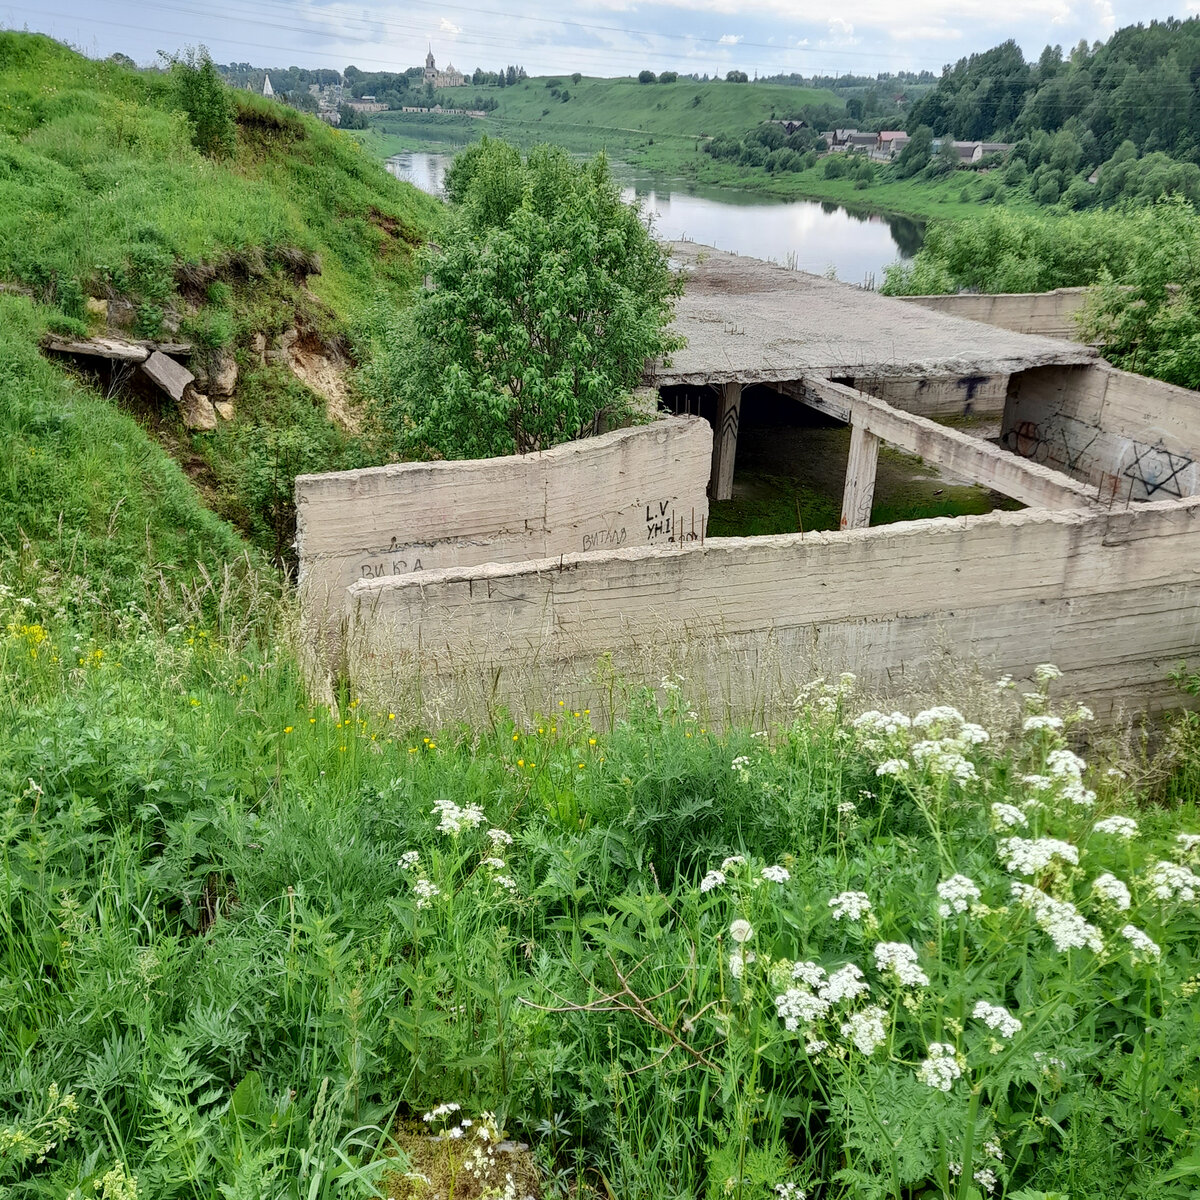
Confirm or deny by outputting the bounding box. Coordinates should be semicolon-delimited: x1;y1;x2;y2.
2;0;1193;79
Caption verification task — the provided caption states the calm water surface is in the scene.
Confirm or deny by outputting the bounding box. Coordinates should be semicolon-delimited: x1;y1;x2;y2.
387;150;922;286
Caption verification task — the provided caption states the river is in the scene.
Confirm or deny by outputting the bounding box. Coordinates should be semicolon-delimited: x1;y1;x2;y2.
386;151;922;287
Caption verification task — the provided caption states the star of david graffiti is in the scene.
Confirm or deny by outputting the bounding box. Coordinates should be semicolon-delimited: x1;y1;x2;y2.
1122;440;1193;499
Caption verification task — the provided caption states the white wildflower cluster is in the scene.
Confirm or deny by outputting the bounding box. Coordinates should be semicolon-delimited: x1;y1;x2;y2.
481;855;517;893
916;1042;963;1091
729;949;756;980
1034;663;1063;684
828;891;872;921
731;755;752;774
937;874;982;918
721;855;747;870
997;837;1079;875
1145;860;1200;902
487;828;514;847
1177;832;1200;858
841;1005;888;1055
433;797;486;837
1011;882;1103;953
875;759;910;777
775;987;831;1030
912;705;966;730
852;710;912;742
1092;815;1139;839
1091;872;1132;910
972;1000;1022;1038
423;1102;461;1123
1023;715;1064;733
398;850;420;870
700;869;726;893
823;963;871;1003
974;1166;999;1195
1047;749;1096;808
837;800;858;818
773;961;871;1030
990;802;1029;831
775;1184;806;1200
1022;774;1053;792
911;739;978;784
794;671;858;714
413;878;441;910
873;942;930;987
761;865;791;884
1120;924;1161;960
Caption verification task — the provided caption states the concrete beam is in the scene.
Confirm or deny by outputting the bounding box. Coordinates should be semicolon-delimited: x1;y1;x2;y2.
804;377;1101;512
710;381;742;501
841;423;880;530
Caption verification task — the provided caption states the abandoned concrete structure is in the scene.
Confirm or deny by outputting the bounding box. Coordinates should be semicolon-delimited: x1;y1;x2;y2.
296;244;1200;725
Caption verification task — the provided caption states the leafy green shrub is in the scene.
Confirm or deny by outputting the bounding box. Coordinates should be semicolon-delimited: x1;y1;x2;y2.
168;46;236;160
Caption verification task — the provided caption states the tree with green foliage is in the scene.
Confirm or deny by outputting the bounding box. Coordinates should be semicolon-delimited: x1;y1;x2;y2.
659;70;678;83
726;70;749;83
166;46;236;159
362;140;682;459
638;70;657;84
895;125;933;177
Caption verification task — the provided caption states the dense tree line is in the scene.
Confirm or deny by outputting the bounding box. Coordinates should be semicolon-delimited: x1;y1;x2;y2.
908;19;1200;162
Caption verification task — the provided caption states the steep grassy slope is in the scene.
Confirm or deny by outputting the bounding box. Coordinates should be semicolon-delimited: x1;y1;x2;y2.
0;33;443;561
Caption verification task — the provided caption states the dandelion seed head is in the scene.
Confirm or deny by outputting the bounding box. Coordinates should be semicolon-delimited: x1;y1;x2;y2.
729;919;755;943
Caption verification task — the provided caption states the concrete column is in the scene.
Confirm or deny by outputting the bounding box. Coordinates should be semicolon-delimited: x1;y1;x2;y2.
709;382;742;501
840;420;880;530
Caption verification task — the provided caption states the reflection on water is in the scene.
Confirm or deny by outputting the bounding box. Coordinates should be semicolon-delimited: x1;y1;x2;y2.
387;151;922;286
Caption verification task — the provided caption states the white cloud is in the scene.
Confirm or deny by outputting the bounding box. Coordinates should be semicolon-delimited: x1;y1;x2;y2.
438;17;462;35
717;33;742;44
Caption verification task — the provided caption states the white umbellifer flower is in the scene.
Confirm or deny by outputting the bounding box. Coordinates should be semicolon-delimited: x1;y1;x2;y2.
972;1000;1022;1038
775;1183;806;1200
721;855;746;871
792;961;827;987
821;963;870;1003
762;865;791;883
487;828;514;846
731;756;752;772
413;878;441;909
974;1166;999;1195
873;942;930;987
911;740;977;784
700;869;726;893
990;802;1029;830
983;1139;1003;1161
775;987;832;1029
876;758;910;777
493;875;518;892
1093;815;1139;839
804;1036;829;1055
957;722;991;745
913;706;965;729
1145;860;1200;902
1120;924;1161;959
483;857;507;870
853;710;912;736
1063;781;1097;808
432;797;486;837
423;1102;461;1122
1073;705;1095;722
838;800;858;817
1047;749;1087;779
1175;833;1200;856
729;948;756;979
916;1042;962;1091
841;1005;888;1055
1022;774;1054;791
937;874;982;918
1011;882;1103;953
1092;872;1132;910
996;674;1015;689
1023;715;1064;733
828;891;872;921
729;919;755;943
398;850;420;870
1034;663;1063;683
751;730;768;740
997;837;1079;875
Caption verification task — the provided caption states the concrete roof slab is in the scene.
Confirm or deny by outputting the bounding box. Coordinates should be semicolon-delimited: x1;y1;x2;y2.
650;243;1098;388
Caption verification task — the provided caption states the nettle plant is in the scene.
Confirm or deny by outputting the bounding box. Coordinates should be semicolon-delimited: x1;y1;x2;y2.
502;668;1198;1200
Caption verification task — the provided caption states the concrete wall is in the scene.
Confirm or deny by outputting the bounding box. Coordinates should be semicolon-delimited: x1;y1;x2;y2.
1002;364;1200;501
346;497;1200;726
851;372;1010;419
899;289;1089;342
296;416;712;625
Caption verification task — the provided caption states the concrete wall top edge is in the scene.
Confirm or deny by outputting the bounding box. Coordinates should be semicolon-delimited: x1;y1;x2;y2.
294;414;703;492
346;497;1200;601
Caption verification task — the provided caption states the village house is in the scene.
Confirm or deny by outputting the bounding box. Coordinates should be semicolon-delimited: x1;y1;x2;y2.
875;130;910;158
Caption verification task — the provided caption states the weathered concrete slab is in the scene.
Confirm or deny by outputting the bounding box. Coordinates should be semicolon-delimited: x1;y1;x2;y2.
296;416;713;655
650;244;1097;392
46;336;150;363
899;289;1090;342
346;496;1200;728
141;351;195;403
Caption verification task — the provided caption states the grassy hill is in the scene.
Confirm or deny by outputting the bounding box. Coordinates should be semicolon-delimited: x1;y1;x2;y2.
0;32;442;562
371;74;844;160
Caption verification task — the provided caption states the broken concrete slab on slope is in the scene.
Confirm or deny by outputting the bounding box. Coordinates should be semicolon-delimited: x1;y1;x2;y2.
141;350;218;431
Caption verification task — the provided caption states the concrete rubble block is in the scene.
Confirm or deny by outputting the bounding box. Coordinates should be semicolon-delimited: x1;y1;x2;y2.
179;387;218;432
141;350;195;403
213;400;236;422
47;335;149;363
